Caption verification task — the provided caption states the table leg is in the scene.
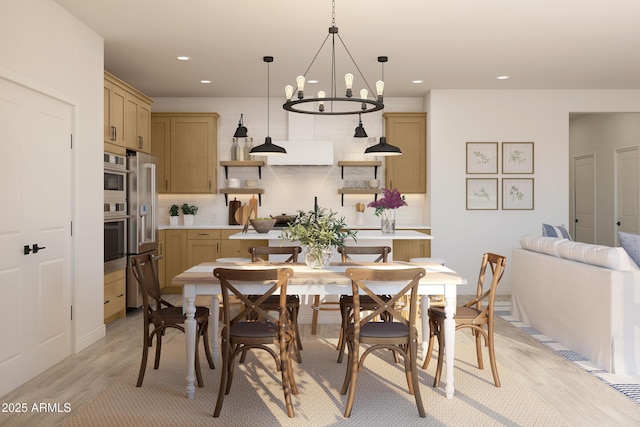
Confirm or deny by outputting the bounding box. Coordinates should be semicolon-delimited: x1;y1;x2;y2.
210;295;220;362
420;295;430;356
183;288;196;399
443;285;457;399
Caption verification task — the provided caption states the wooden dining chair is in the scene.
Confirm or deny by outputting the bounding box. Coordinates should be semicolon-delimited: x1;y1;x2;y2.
130;253;214;388
213;267;297;418
246;246;303;362
335;246;392;363
341;267;427;418
422;253;507;388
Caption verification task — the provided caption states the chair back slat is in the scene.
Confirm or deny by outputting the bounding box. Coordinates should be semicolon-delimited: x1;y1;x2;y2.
465;253;507;321
345;267;425;329
214;267;294;327
338;246;391;263
249;246;302;263
130;253;164;314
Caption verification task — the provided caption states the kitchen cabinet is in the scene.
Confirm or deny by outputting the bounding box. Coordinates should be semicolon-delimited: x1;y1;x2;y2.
151;113;219;194
104;73;126;149
392;229;431;261
160;228;267;293
105;71;153;154
125;92;152;153
384;112;427;193
104;268;126;324
219;229;267;258
161;229;188;293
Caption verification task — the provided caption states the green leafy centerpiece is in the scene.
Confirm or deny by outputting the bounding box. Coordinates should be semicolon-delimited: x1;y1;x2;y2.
280;206;357;269
367;188;407;233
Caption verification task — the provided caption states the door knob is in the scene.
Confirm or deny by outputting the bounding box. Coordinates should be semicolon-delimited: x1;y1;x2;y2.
32;244;46;253
24;245;33;255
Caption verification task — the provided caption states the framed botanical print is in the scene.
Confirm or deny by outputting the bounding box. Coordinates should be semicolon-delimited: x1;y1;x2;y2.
502;178;534;210
466;178;498;210
502;142;534;174
466;142;498;174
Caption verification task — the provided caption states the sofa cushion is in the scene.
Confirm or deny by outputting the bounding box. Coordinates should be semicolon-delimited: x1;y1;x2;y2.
519;234;565;257
542;223;572;240
557;240;639;271
619;232;640;268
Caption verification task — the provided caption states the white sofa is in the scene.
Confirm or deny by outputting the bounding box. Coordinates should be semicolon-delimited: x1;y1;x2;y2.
511;235;640;378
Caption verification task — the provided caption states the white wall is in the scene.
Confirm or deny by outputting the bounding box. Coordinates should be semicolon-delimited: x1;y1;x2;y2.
0;0;105;351
569;113;640;246
429;90;640;294
152;97;428;228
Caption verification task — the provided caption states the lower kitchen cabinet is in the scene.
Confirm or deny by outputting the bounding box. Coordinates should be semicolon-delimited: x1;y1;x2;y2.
392;229;431;261
160;228;266;294
104;268;126;324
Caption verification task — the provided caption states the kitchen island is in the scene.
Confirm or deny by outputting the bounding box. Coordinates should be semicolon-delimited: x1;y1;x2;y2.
229;229;432;261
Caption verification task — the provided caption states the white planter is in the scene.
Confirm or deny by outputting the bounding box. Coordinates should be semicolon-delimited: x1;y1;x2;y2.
183;214;194;226
169;216;179;226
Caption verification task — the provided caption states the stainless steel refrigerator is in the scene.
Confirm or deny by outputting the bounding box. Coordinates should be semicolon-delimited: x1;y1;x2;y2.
126;151;158;308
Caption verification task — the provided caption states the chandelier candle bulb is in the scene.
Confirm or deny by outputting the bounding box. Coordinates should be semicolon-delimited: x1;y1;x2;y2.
296;75;305;99
318;91;325;112
360;89;368;99
376;80;384;100
285;85;294;101
345;73;354;97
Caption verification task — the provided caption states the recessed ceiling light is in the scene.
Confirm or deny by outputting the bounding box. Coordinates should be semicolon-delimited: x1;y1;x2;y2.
177;56;191;61
412;80;423;84
200;80;211;84
496;75;510;80
307;80;319;84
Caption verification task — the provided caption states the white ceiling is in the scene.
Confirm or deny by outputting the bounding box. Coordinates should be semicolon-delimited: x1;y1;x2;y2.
55;0;640;99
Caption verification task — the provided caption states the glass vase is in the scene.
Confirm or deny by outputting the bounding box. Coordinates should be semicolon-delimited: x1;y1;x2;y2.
304;245;333;269
381;209;395;234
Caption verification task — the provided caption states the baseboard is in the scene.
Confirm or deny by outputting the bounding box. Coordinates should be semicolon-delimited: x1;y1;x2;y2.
75;324;106;354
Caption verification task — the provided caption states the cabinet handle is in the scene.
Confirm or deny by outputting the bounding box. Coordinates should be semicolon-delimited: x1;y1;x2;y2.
104;300;110;305
117;293;124;298
165;180;168;191
111;126;116;141
209;180;212;191
138;136;143;148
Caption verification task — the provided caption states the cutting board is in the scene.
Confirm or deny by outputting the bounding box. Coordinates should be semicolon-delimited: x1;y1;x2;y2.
249;195;258;218
234;204;256;225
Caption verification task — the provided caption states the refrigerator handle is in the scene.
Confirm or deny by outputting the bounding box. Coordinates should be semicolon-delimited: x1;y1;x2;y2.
149;162;157;244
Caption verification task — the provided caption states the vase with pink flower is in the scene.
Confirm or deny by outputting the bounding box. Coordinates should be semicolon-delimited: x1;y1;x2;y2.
367;188;407;233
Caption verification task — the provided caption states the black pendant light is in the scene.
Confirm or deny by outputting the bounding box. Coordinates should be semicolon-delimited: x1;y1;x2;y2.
251;56;287;156
364;136;402;156
233;114;248;138
353;113;368;138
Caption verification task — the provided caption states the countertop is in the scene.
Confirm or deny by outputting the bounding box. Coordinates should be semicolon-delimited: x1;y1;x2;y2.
228;230;433;240
158;224;431;231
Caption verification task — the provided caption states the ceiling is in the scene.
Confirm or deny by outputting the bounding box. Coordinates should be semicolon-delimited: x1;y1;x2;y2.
55;0;640;99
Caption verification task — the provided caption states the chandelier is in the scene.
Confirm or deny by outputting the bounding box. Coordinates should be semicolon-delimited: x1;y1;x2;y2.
282;0;386;116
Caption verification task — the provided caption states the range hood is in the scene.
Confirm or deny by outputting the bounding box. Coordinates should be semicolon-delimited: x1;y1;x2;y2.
267;140;333;165
267;113;334;165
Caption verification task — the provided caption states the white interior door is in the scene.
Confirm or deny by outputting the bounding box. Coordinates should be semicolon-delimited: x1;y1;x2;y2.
573;153;596;243
0;78;72;397
615;146;639;244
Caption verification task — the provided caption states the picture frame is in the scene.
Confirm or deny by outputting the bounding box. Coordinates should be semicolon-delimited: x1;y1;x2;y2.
502;178;534;210
502;142;534;174
466;142;498;174
466;178;498;210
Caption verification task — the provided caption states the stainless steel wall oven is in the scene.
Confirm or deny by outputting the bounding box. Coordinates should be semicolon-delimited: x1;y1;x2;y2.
104;152;128;273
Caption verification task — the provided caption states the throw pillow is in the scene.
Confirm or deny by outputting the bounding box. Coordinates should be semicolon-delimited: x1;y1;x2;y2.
619;231;640;268
542;223;572;240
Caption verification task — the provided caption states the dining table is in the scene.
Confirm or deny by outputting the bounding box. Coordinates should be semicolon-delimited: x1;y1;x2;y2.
172;260;466;400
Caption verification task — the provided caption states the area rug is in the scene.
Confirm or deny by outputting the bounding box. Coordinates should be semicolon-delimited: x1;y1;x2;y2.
63;330;568;427
496;302;640;406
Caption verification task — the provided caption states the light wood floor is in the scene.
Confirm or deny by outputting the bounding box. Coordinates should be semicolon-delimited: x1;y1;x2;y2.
2;295;640;426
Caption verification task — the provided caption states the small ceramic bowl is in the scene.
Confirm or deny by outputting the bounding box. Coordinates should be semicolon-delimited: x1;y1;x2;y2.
227;178;240;188
368;179;380;189
250;218;276;233
245;179;258;188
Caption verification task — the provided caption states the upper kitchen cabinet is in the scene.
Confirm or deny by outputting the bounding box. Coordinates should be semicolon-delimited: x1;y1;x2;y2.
125;92;152;153
104;71;153;154
151;113;219;193
384;112;427;193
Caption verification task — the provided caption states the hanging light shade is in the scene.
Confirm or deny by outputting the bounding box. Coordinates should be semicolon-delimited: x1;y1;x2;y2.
251;56;287;156
282;1;386;116
354;113;368;138
364;137;402;156
233;114;248;138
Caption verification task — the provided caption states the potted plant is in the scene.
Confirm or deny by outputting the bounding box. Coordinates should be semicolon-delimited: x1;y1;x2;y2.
169;204;180;226
280;206;357;269
181;203;198;226
367;188;407;233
